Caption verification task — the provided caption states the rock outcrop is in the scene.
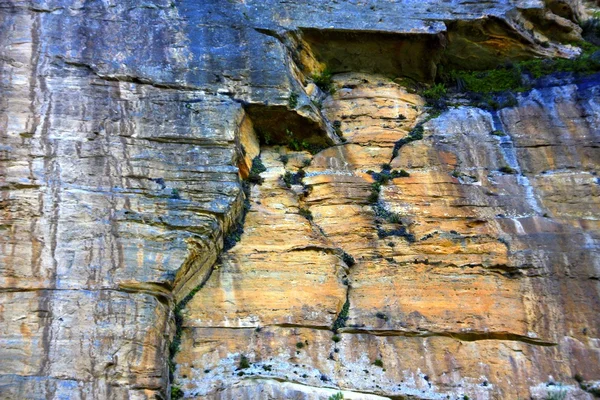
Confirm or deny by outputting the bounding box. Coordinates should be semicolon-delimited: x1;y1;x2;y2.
0;1;598;399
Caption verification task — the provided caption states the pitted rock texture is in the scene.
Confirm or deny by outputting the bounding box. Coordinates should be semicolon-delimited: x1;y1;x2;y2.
0;0;599;399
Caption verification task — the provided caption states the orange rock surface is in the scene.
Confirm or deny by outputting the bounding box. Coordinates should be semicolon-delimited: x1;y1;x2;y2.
175;74;600;399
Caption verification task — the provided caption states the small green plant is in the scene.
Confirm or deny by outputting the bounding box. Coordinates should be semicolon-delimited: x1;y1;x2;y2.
333;120;343;136
170;188;181;199
449;43;600;100
499;165;517;174
171;385;184;400
290;138;309;152
387;213;402;224
328;392;344;400
423;83;448;110
247;156;267;185
423;83;447;101
392;124;425;158
341;252;355;267
239;355;250;369
296;342;305;349
375;312;388;320
332;335;341;343
312;68;333;93
283;171;293;188
255;128;272;145
332;300;350;332
288;91;299;108
452;67;525;94
373;359;383;367
279;154;289;165
282;169;306;188
491;130;506;137
299;208;313;221
463;396;470;400
285;129;319;152
368;182;381;204
545;386;567;400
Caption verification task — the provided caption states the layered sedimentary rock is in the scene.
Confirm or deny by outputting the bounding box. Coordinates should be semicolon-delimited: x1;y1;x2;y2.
174;73;600;399
1;0;599;399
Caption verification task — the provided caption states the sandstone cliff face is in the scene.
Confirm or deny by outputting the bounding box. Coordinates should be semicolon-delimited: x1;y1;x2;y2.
0;1;599;399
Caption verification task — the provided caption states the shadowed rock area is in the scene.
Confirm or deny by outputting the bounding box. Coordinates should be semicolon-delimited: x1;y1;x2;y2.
0;1;599;399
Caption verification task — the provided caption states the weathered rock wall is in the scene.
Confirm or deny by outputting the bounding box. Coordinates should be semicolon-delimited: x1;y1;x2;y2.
0;1;598;399
175;73;600;399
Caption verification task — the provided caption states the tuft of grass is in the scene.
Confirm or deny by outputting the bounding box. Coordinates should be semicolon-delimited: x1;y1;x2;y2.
392;124;425;159
341;252;355;267
520;52;600;78
171;385;184;400
256;128;272;145
491;130;506;137
422;83;448;110
377;225;416;242
332;300;350;332
285;129;328;154
452;67;526;93
333;120;343;138
393;169;410;178
239;355;250;369
375;312;388;320
368;182;381;204
296;342;305;349
450;43;600;98
170;188;181;199
423;83;447;101
328;393;344;400
387;213;402;224
299;207;313;221
499;165;517;174
282;169;306;188
332;335;341;343
224;223;244;251
545;386;567;400
373;359;384;368
288;91;299;108
247;156;266;185
312;68;333;93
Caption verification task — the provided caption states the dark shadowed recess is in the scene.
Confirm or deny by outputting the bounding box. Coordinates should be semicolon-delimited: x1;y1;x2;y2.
244;104;332;151
300;28;444;82
298;15;578;83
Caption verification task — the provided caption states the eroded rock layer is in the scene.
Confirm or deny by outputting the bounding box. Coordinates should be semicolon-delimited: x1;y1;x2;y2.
174;73;600;399
1;1;599;399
